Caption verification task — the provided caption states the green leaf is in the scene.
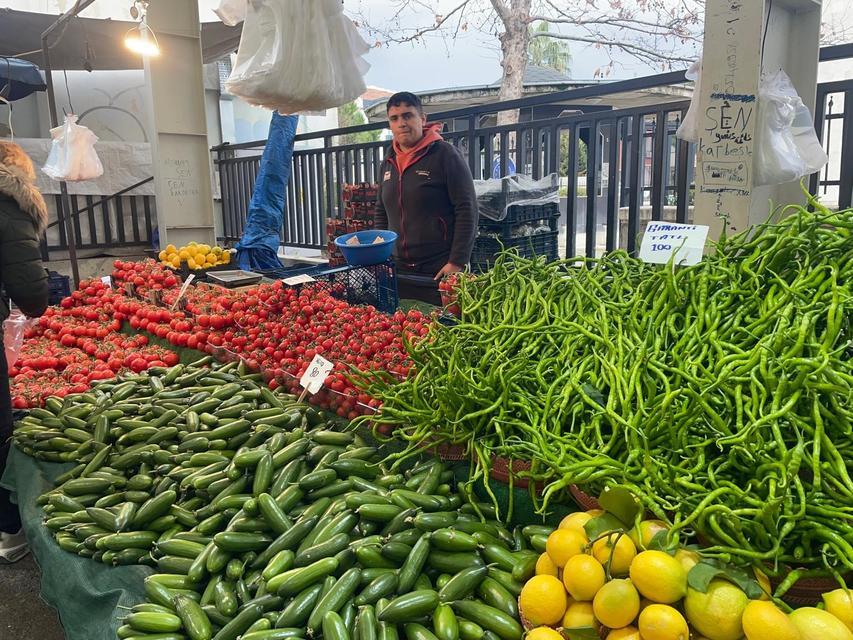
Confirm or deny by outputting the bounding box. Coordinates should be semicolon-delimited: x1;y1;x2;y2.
647;529;676;553
561;628;600;640
598;486;642;527
583;513;625;540
687;560;764;599
580;383;606;408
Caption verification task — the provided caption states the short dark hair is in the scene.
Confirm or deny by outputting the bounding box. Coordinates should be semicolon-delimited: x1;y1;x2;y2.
386;92;423;114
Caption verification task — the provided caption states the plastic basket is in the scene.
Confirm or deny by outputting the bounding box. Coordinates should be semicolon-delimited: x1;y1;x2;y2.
286;262;400;314
334;231;397;266
471;231;559;272
479;203;561;235
48;271;71;306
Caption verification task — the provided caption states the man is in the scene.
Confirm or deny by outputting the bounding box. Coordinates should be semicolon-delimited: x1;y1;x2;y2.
0;141;49;563
375;92;478;304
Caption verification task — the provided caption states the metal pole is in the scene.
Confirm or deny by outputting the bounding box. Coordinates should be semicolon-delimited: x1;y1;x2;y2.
40;0;98;288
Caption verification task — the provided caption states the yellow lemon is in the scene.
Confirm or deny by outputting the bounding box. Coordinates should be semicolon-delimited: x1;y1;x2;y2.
607;627;641;640
158;250;168;262
206;253;218;265
546;529;587;568
638;604;690;640
525;628;564;640
185;245;198;257
753;567;772;600
177;249;190;261
674;549;700;573
186;258;197;270
592;533;636;576
221;251;231;263
165;243;177;253
562;554;605;601
629;520;669;550
559;512;593;533
592;578;640;629
535;552;559;577
187;241;197;247
628;550;687;604
741;600;801;640
212;246;223;256
562;601;598;630
519;575;567;626
823;589;853;632
789;607;853;640
170;256;181;268
684;580;748;640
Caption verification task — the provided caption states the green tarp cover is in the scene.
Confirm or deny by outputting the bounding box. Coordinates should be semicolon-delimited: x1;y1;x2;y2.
1;445;150;640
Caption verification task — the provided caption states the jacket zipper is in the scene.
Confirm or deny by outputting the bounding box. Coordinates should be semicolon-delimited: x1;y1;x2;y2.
395;160;408;260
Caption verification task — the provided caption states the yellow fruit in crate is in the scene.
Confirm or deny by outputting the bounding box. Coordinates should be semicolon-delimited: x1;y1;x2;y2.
789;608;853;640
187;245;199;257
535;552;559;577
823;589;853;632
628;550;687;604
525;628;564;640
518;575;567;626
561;601;598;630
221;251;231;264
753;567;771;601
562;554;605;601
559;512;593;533
637;604;689;640
165;243;177;253
607;627;641;640
741;600;801;640
629;520;669;550
178;249;190;261
684;580;748;640
592;578;640;629
170;256;181;269
206;253;218;265
158;250;168;262
546;529;587;567
592;533;636;576
674;548;700;573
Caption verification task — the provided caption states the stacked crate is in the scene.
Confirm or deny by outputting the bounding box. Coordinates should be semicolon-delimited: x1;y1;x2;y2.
327;183;379;266
471;202;560;272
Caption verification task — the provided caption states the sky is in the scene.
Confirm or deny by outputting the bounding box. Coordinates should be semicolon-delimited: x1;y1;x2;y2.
3;0;851;94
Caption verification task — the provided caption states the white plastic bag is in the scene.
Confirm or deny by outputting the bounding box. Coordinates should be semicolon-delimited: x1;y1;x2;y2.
42;115;104;182
4;310;35;367
754;69;827;187
214;0;247;26
676;55;702;143
225;0;370;114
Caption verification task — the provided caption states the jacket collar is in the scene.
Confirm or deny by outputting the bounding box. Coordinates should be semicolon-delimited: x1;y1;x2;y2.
0;161;47;234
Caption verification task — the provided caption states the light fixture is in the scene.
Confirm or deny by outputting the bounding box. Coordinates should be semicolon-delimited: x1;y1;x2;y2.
125;1;160;57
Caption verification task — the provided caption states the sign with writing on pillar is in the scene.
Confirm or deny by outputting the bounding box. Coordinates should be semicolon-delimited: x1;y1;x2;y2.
694;0;765;239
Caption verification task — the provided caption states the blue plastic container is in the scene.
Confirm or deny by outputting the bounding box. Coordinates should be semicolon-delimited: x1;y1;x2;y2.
334;230;397;266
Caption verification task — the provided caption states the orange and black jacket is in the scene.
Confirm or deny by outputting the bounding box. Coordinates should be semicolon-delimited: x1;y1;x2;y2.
375;131;478;274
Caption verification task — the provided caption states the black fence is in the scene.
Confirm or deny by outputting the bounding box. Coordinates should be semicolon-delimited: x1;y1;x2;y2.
212;45;853;257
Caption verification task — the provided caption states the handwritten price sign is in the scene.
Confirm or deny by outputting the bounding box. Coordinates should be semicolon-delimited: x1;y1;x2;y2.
639;222;709;266
300;354;334;395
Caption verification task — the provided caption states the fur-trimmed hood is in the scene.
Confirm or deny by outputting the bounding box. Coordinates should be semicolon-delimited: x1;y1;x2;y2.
0;155;48;234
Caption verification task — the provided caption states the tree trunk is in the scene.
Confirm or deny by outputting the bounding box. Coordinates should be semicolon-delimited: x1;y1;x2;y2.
496;0;531;127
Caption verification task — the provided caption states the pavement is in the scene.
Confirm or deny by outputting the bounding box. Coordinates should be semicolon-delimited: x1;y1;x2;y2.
0;552;66;640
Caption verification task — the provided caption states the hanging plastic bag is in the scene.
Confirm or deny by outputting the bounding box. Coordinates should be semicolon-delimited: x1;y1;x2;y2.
225;0;370;114
4;310;35;367
676;55;702;142
214;0;247;26
754;69;827;187
42;115;104;182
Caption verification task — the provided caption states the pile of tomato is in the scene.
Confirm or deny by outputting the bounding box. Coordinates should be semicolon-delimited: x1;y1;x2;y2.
11;259;428;415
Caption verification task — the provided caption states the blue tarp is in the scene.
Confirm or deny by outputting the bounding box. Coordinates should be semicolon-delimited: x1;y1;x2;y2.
0;57;46;101
236;113;299;272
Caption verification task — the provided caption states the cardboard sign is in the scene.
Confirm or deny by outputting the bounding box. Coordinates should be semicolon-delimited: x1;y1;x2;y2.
299;354;334;395
101;276;112;288
282;274;316;286
639;222;709;266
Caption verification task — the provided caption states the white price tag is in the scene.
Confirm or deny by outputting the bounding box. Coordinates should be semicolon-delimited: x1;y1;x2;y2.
101;276;112;288
639;222;709;266
170;274;195;311
282;274;316;286
299;354;334;395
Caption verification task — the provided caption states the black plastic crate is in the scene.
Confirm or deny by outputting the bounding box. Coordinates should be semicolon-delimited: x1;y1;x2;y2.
48;271;71;305
478;209;560;239
471;231;559;272
285;262;399;314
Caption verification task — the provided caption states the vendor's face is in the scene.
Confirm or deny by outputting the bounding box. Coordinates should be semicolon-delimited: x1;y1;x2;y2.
387;103;427;149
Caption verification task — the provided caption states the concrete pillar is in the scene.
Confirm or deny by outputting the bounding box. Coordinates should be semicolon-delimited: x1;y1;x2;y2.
142;0;216;249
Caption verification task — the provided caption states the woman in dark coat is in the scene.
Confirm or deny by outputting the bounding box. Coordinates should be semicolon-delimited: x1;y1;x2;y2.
0;141;49;562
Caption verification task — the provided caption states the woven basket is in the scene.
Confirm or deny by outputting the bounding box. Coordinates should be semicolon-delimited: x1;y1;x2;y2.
490;456;541;493
418;438;468;462
568;484;601;512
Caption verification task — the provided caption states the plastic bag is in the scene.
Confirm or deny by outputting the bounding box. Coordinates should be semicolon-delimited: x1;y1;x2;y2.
4;310;35;367
42;115;104;182
676;55;702;142
474;173;560;222
225;0;370;114
214;0;247;26
754;69;828;187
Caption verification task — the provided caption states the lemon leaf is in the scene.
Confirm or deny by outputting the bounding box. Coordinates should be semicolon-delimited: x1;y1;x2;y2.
598;486;642;527
647;529;676;553
561;628;599;640
687;560;763;598
584;512;624;540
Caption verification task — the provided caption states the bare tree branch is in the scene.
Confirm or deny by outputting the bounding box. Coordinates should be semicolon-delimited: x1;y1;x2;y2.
358;0;475;45
537;32;695;65
488;0;511;24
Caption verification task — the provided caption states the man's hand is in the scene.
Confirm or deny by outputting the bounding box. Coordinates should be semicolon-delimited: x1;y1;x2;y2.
434;262;463;281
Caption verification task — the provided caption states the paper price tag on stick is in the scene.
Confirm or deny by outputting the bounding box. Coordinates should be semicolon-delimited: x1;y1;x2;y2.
170;274;195;311
101;276;112;288
299;354;334;400
639;222;709;266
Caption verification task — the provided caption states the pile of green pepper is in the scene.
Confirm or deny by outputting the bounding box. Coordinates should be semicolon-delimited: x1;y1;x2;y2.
356;200;853;591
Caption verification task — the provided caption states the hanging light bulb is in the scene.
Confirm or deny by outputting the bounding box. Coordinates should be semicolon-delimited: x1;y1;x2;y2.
125;1;160;57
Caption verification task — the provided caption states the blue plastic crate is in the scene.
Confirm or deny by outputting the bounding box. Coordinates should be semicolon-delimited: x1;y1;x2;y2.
48;271;71;306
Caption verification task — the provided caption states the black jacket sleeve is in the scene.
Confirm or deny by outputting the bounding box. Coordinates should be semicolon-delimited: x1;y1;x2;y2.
0;199;48;318
444;146;479;266
374;172;388;231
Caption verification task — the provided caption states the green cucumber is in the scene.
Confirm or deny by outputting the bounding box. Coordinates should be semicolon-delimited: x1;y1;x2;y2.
437;566;488;603
377;591;439;624
448;602;521;640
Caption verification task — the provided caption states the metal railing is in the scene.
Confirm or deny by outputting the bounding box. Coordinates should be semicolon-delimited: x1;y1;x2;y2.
212;44;853;257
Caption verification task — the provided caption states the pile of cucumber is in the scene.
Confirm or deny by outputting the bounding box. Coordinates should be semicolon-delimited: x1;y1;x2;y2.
13;358;554;640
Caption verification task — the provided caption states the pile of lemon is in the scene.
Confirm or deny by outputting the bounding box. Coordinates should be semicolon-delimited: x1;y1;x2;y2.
518;509;853;640
158;243;231;270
